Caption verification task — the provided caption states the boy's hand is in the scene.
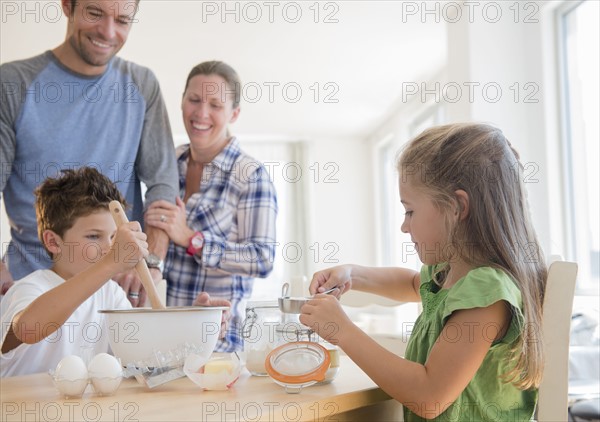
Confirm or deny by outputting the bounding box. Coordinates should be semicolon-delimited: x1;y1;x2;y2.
106;222;148;275
193;292;231;339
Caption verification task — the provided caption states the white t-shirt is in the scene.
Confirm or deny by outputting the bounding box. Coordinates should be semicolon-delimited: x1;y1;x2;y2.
0;269;131;377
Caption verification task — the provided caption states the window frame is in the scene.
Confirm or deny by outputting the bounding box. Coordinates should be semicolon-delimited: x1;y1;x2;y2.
556;0;599;295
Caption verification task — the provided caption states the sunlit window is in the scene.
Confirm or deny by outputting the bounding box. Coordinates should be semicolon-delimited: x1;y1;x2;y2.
559;0;600;294
242;140;306;300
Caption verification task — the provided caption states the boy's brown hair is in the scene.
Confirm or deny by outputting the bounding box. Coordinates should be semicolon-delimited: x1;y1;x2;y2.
34;167;126;256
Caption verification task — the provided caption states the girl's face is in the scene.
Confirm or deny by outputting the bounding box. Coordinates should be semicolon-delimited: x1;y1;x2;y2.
181;74;240;154
399;179;451;265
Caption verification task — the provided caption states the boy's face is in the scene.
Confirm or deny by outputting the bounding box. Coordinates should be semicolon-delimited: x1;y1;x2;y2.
50;210;117;279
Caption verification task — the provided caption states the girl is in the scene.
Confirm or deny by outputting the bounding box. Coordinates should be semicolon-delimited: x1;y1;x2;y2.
301;123;547;421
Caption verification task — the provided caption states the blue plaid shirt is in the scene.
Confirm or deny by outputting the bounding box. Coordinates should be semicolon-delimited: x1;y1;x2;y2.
165;138;278;352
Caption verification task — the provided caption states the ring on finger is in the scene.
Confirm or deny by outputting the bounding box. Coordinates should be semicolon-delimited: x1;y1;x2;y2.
128;292;140;298
160;215;167;223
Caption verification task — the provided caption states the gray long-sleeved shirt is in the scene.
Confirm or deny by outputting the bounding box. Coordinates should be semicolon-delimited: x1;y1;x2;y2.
0;51;178;279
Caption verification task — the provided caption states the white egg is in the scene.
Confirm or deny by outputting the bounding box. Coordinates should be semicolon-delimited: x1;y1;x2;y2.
88;353;122;379
88;353;122;395
55;355;88;381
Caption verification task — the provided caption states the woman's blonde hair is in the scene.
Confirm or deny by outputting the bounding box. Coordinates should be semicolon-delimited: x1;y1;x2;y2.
397;123;547;389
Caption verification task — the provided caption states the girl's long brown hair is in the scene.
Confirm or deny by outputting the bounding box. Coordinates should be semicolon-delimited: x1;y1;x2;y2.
398;123;547;389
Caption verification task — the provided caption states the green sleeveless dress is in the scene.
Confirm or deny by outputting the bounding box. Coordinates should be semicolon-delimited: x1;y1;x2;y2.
403;265;537;421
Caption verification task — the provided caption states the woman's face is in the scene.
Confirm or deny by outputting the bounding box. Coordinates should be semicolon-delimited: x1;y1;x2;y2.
182;74;240;153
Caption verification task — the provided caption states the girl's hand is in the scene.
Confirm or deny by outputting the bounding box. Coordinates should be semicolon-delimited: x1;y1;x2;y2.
299;294;354;345
308;265;354;297
106;222;148;274
145;198;195;247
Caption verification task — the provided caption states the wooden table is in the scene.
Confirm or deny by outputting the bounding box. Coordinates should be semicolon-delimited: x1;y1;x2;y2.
1;356;403;421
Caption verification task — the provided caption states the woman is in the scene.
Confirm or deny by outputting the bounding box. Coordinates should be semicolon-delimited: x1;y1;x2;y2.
146;61;278;352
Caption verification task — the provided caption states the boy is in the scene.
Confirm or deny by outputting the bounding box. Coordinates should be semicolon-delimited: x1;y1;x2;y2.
0;168;228;377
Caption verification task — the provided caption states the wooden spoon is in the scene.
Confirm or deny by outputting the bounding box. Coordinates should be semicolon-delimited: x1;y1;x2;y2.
109;200;165;309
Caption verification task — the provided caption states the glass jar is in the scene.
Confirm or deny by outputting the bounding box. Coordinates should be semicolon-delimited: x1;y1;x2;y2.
265;322;340;393
275;324;341;385
242;301;281;376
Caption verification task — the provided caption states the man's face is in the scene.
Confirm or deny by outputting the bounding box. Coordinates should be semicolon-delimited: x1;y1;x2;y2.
63;0;137;72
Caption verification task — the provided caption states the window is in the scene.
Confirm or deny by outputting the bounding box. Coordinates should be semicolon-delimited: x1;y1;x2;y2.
559;0;600;294
240;140;307;300
375;134;400;266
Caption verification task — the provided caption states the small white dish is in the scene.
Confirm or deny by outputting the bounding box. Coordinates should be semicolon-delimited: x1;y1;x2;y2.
184;352;241;390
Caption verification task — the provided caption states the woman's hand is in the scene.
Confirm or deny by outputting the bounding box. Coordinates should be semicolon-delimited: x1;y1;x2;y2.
145;198;195;247
300;294;354;346
193;292;232;339
308;264;354;297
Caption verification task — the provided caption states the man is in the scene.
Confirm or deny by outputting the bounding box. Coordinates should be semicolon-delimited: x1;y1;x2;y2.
0;0;176;306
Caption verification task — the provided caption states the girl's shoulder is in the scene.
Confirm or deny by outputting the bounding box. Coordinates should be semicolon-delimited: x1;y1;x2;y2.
420;264;518;295
444;266;524;335
419;264;521;309
455;266;521;299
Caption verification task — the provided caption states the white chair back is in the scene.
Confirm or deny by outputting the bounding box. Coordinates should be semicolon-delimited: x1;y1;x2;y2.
537;261;578;422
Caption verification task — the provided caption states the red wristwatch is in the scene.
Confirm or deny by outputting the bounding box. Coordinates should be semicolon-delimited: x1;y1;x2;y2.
186;231;205;256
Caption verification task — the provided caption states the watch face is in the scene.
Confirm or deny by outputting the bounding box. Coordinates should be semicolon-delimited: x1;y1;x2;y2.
146;254;160;266
191;235;204;248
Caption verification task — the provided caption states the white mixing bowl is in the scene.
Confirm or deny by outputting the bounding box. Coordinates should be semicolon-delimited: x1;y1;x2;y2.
98;307;227;366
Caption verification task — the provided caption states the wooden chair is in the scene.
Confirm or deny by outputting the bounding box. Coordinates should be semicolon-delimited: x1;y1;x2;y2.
537;260;579;422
